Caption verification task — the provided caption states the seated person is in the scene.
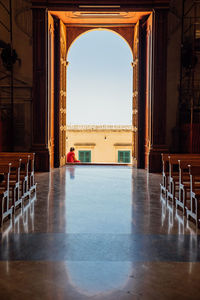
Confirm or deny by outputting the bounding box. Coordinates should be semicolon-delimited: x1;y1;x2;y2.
66;147;80;163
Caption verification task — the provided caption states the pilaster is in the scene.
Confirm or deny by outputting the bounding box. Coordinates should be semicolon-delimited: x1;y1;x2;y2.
32;8;50;171
148;9;168;172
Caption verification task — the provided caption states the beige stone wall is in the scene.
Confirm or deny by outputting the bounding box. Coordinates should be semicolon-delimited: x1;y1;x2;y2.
66;125;132;163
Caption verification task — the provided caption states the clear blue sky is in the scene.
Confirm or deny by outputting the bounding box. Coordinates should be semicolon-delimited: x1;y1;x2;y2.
67;29;133;125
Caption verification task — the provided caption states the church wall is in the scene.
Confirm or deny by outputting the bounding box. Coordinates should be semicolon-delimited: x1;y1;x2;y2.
1;0;187;165
166;0;182;151
0;0;32;151
166;0;200;153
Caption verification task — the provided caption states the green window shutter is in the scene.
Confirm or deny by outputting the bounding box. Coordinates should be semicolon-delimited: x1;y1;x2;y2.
79;151;84;162
118;151;120;162
124;151;130;163
85;151;91;162
118;151;130;163
78;151;91;162
85;151;90;162
118;151;123;163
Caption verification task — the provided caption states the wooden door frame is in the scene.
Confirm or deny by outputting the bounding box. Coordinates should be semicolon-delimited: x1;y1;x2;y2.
32;1;169;172
53;16;60;168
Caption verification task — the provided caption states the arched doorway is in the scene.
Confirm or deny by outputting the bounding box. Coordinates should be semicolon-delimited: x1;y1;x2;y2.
66;29;133;163
32;1;169;172
51;15;150;169
66;28;133;125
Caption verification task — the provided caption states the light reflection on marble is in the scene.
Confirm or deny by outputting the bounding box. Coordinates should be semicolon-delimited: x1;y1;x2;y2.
1;166;200;299
65;261;132;296
1;165;198;235
65;166;132;234
1;198;36;239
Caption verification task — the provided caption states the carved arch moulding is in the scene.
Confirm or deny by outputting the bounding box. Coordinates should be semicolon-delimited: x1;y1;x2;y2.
65;26;134;55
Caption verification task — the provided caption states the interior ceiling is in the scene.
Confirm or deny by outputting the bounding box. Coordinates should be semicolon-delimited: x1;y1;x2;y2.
50;11;150;25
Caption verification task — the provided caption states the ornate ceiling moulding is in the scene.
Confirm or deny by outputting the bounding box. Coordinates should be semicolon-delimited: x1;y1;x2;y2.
50;11;150;25
72;11;130;19
78;5;121;8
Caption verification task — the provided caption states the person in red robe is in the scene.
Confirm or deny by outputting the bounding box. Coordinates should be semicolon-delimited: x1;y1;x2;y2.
66;147;80;163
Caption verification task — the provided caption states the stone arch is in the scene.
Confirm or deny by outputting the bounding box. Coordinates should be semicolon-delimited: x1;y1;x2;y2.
66;26;134;57
65;28;133;141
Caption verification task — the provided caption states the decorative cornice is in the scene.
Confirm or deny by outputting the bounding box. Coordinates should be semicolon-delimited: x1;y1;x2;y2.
74;143;96;146
114;143;132;146
67;125;133;131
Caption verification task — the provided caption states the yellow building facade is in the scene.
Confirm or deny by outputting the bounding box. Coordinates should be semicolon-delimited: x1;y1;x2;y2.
66;125;132;163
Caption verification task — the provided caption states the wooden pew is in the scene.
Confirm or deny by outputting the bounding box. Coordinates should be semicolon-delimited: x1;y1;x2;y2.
3;159;22;211
0;154;30;202
27;153;36;195
0;152;37;200
160;153;170;200
176;159;200;214
0;152;37;226
167;156;179;204
186;165;200;227
0;163;12;226
14;153;37;198
165;154;200;204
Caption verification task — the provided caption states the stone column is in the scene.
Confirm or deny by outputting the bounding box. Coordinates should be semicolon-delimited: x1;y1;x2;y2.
148;9;168;172
32;8;50;171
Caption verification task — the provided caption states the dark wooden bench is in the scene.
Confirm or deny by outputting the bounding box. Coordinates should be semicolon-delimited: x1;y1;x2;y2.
0;159;22;211
160;153;170;200
160;154;200;204
0;154;30;203
26;153;36;195
0;152;37;226
0;163;12;226
168;155;200;204
167;155;179;204
0;152;37;200
176;159;200;214
186;165;200;227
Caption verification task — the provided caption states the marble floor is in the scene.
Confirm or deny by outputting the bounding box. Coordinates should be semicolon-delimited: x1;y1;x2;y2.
0;165;200;300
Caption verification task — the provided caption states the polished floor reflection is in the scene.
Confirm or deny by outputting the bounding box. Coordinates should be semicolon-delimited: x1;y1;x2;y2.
1;166;200;299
